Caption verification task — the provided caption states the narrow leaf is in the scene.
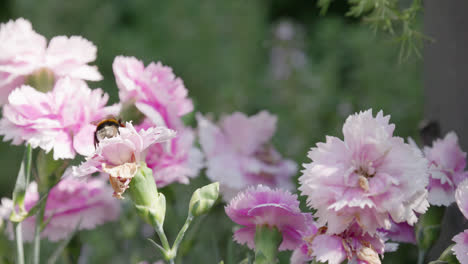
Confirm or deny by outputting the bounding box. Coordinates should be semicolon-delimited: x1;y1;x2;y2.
10;145;32;221
46;219;81;264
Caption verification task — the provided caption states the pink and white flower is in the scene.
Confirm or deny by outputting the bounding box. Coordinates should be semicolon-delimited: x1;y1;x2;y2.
197;111;297;201
225;185;310;251
0;177;120;242
113;56;202;187
453;179;468;264
71;122;175;198
0;77;119;159
291;222;385;264
424;132;468;206
299;109;429;235
379;221;416;244
0;18;102;104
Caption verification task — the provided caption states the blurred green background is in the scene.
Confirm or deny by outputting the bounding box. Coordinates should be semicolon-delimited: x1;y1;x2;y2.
0;0;422;263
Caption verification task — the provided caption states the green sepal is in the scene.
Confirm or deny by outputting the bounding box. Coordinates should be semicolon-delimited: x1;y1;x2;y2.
253;226;282;264
10;146;33;222
128;163;166;227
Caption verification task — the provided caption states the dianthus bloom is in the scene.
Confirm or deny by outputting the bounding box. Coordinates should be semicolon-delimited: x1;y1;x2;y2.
453;179;468;264
378;221;416;244
0;177;120;241
113;56;202;187
0;18;102;104
72;122;176;198
299;110;429;235
291;222;385;264
225;185;310;251
198;111;297;201
0;77;119;159
424;132;468;206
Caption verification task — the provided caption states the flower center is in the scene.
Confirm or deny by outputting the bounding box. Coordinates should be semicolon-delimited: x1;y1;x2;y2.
354;162;376;179
353;161;376;191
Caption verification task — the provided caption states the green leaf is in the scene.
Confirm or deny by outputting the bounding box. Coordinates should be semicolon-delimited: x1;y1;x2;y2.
47;220;81;264
146;238;167;257
416;206;445;251
317;0;333;15
10;192;49;223
10;145;33;222
36;150;68;193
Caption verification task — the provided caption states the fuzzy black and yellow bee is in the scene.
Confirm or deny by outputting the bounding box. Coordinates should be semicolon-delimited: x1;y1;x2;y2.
93;117;125;147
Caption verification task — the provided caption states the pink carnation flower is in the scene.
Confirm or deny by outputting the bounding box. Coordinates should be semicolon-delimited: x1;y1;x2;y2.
299;109;429;235
225;185;310;251
0;177;120;241
291;222;385;264
197;111;297;201
0;18;102;104
378;221;416;244
453;179;468;264
72;122;176;198
453;230;468;264
0;77;119;159
424;132;468;206
113;56;202;187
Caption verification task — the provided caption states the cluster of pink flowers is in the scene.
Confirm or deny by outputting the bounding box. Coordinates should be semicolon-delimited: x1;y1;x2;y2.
2;17;468;264
0;18;101;105
197;111;297;201
291;222;386;264
0;77;119;159
113;56;203;187
0;177;120;241
0;17;197;242
223;110;437;264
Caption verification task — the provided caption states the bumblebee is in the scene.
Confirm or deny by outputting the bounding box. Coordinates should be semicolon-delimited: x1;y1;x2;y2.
94;118;125;146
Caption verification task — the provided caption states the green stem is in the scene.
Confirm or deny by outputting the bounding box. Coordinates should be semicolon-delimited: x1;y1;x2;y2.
15;223;25;264
154;223;171;252
171;214;194;258
33;199;46;264
25;145;32;187
417;249;425;264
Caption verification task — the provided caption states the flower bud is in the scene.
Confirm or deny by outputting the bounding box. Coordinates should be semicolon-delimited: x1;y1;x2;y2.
128;163;166;226
188;182;219;217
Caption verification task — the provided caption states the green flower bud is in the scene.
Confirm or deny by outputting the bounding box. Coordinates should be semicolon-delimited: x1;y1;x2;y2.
128;163;166;227
25;68;55;92
188;182;219;217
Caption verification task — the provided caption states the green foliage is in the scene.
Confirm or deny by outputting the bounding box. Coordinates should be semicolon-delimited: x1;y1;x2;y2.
318;0;427;60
